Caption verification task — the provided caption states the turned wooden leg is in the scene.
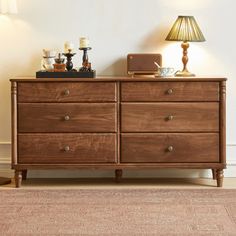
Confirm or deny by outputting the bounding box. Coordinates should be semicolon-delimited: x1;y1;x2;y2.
212;169;217;180
115;169;123;183
22;170;27;180
216;169;224;187
15;170;22;188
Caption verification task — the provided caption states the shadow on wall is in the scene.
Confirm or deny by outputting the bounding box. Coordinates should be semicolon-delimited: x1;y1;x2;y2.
100;57;127;76
99;25;170;76
0;53;41;140
139;25;169;51
26;54;42;75
4;54;42;77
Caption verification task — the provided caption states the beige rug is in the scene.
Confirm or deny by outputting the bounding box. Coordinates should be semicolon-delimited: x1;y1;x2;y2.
1;189;236;235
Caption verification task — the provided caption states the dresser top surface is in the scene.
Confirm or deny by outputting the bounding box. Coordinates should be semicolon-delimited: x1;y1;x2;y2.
10;76;227;82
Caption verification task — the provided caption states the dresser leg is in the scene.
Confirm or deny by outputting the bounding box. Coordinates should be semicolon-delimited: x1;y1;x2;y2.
212;169;217;180
15;170;22;188
216;169;224;187
22;170;28;180
115;169;123;183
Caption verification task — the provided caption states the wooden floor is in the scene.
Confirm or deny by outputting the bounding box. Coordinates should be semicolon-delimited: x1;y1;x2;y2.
1;178;236;189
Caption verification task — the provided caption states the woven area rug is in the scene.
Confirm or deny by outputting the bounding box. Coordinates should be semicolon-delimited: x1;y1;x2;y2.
1;189;236;235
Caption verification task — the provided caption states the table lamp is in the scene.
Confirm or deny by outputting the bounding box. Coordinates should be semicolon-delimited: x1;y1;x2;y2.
165;16;205;76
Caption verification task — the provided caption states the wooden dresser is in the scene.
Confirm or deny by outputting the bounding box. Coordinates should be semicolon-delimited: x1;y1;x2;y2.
11;77;226;187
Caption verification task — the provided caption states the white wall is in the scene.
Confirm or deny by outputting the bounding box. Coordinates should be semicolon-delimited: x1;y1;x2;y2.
0;0;235;178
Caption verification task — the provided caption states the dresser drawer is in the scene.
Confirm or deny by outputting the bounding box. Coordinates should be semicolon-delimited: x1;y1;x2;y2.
121;82;219;101
18;82;117;102
18;134;117;164
121;103;219;132
121;133;219;163
18;103;117;133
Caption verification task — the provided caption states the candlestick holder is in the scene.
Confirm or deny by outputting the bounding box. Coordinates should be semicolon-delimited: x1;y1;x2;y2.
63;50;76;71
79;47;92;72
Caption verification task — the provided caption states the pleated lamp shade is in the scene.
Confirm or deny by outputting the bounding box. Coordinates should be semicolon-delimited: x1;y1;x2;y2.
165;16;205;42
0;0;18;14
165;16;205;76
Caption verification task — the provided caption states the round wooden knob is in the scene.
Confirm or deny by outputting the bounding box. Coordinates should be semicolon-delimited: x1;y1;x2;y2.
167;89;173;95
167;115;174;121
64;89;70;96
64;146;70;152
64;115;70;121
167;146;174;152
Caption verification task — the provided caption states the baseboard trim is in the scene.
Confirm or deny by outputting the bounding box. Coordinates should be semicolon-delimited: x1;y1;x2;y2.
0;142;11;165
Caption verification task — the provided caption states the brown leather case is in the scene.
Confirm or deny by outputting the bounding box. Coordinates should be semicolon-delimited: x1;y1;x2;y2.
127;53;162;75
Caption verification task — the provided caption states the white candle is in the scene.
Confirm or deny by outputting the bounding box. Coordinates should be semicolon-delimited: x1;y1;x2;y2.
80;37;89;48
64;41;74;53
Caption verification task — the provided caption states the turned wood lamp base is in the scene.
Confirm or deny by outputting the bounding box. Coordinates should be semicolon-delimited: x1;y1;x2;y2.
0;177;11;185
176;41;195;77
175;70;195;77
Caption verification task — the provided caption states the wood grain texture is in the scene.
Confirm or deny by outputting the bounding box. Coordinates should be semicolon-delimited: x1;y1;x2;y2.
15;170;22;188
212;169;217;180
11;82;17;165
18;103;117;133
127;53;162;74
116;82;121;164
18;134;116;164
18;82;117;102
121;103;219;132
216;169;224;187
11;77;227;82
121;82;219;101
121;133;219;163
13;163;226;170
220;81;226;164
10;78;226;187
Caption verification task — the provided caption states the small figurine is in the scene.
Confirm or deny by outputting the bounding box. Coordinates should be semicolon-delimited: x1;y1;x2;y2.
41;49;56;71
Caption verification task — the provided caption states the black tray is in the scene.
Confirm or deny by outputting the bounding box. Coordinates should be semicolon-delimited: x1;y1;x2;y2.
36;70;96;78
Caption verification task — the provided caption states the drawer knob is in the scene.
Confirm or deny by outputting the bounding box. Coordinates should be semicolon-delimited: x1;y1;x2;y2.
167;89;173;95
167;115;174;121
167;146;174;152
64;115;70;121
64;89;70;96
64;146;70;152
